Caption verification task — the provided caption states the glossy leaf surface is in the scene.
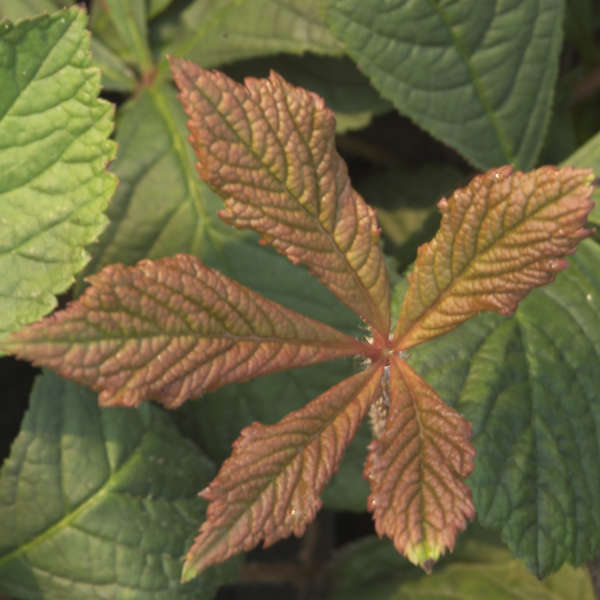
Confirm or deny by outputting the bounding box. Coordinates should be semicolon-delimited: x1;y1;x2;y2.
0;371;237;599
171;58;391;336
325;0;564;170
393;166;594;349
405;238;600;577
183;364;384;580
4;254;364;408
366;356;475;571
0;7;116;342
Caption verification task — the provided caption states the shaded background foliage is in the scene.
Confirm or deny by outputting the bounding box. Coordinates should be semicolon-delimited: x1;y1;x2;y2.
1;0;600;598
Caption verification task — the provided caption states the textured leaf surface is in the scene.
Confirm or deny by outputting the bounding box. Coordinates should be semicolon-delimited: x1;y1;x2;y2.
0;371;238;599
4;254;364;408
173;360;373;513
166;0;341;70
222;53;391;133
327;537;594;600
404;238;600;577
183;364;384;579
0;7;116;341
366;355;475;571
171;59;390;336
325;0;563;170
83;82;361;334
393;166;594;350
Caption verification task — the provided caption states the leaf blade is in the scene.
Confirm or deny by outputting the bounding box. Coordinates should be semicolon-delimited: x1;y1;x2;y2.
366;355;475;571
325;0;564;170
3;254;365;408
170;58;391;337
183;363;384;579
0;371;237;599
402;238;600;577
0;7;116;342
393;166;594;350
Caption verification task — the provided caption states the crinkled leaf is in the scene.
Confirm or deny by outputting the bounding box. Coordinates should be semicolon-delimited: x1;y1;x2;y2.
393;166;594;350
327;536;594;600
0;371;238;599
4;254;364;408
172;360;372;513
171;59;390;336
164;0;341;71
222;53;391;133
183;363;384;580
366;355;475;571
404;238;600;577
325;0;564;170
0;7;116;341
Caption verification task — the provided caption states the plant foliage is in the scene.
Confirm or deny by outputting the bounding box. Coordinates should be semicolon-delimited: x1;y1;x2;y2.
1;2;600;598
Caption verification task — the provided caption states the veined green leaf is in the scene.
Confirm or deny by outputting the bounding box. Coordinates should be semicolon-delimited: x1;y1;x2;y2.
325;0;564;170
0;371;238;598
404;238;600;577
0;7;116;342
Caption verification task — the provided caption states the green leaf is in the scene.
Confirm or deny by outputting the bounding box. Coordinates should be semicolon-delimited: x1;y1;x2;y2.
563;129;600;225
404;238;600;577
393;166;594;350
183;364;384;580
325;0;564;170
92;0;153;71
172;59;391;337
0;371;239;598
0;0;71;20
90;36;137;92
0;7;116;342
327;537;594;600
4;254;365;408
164;0;341;72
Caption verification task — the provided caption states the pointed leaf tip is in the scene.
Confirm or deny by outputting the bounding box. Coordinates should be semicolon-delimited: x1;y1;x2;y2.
182;364;385;578
393;166;595;349
170;57;390;336
2;254;363;408
366;356;475;569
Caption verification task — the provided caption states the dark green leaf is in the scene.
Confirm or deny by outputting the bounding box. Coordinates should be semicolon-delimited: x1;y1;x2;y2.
325;0;564;170
0;371;239;598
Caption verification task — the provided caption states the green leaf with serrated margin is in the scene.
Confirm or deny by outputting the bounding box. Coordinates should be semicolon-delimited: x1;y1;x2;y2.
366;355;475;572
171;59;390;337
0;371;238;599
0;7;116;342
393;166;594;350
182;363;384;580
324;0;564;170
4;254;365;408
403;238;600;577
